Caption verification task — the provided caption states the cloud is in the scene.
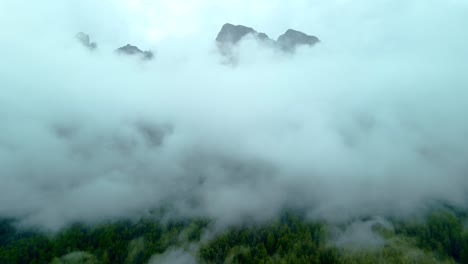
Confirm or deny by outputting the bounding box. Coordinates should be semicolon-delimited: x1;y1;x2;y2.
0;0;468;231
148;248;197;264
332;217;390;249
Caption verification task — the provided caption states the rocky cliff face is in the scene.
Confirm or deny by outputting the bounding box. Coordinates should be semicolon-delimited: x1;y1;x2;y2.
116;44;154;60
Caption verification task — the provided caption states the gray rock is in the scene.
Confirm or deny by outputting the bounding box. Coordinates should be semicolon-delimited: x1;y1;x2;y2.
215;24;319;58
215;23;275;64
116;44;154;60
76;32;97;50
277;29;319;52
215;23;272;45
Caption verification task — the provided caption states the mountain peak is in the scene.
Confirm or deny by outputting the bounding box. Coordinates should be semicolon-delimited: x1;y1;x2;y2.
215;23;271;45
116;44;154;60
277;29;319;52
215;23;319;57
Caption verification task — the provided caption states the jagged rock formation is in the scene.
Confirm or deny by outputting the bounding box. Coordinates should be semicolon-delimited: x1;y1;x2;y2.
116;44;154;60
215;23;274;63
277;29;319;52
215;23;319;56
215;23;273;45
76;32;97;50
74;32;155;61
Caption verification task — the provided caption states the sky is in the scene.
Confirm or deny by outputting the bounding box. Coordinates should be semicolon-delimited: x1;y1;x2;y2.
0;0;468;233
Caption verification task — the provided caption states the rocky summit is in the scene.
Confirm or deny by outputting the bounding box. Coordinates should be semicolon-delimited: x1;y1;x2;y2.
215;23;273;45
277;29;320;52
215;23;319;55
116;44;154;60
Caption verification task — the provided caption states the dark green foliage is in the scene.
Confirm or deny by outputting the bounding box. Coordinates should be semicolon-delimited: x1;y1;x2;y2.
0;234;53;264
0;219;205;264
1;209;468;264
0;219;16;246
395;209;468;262
199;213;339;264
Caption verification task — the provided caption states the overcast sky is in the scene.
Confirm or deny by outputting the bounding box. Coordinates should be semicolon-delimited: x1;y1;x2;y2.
1;0;468;231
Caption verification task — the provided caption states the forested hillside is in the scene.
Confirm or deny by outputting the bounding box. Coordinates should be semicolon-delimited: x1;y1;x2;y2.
1;209;468;263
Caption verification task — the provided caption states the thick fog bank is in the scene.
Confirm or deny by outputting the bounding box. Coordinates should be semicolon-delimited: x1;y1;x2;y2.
0;0;468;230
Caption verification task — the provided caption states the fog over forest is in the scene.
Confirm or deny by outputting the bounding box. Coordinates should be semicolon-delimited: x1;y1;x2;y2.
1;0;468;233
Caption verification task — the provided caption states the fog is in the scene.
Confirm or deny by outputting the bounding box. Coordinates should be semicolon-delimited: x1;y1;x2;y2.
1;0;468;231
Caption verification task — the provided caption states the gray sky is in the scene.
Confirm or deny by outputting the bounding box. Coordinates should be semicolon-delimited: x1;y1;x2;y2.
0;0;468;230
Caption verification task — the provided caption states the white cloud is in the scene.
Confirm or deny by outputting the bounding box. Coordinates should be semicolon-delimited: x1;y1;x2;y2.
0;0;467;231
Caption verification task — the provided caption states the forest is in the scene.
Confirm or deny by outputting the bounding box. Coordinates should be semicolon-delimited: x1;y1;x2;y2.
1;209;468;263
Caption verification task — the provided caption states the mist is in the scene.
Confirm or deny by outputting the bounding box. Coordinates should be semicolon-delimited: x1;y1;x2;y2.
1;0;468;231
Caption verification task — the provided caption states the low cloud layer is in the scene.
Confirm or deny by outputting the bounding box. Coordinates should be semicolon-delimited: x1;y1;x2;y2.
1;0;468;230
